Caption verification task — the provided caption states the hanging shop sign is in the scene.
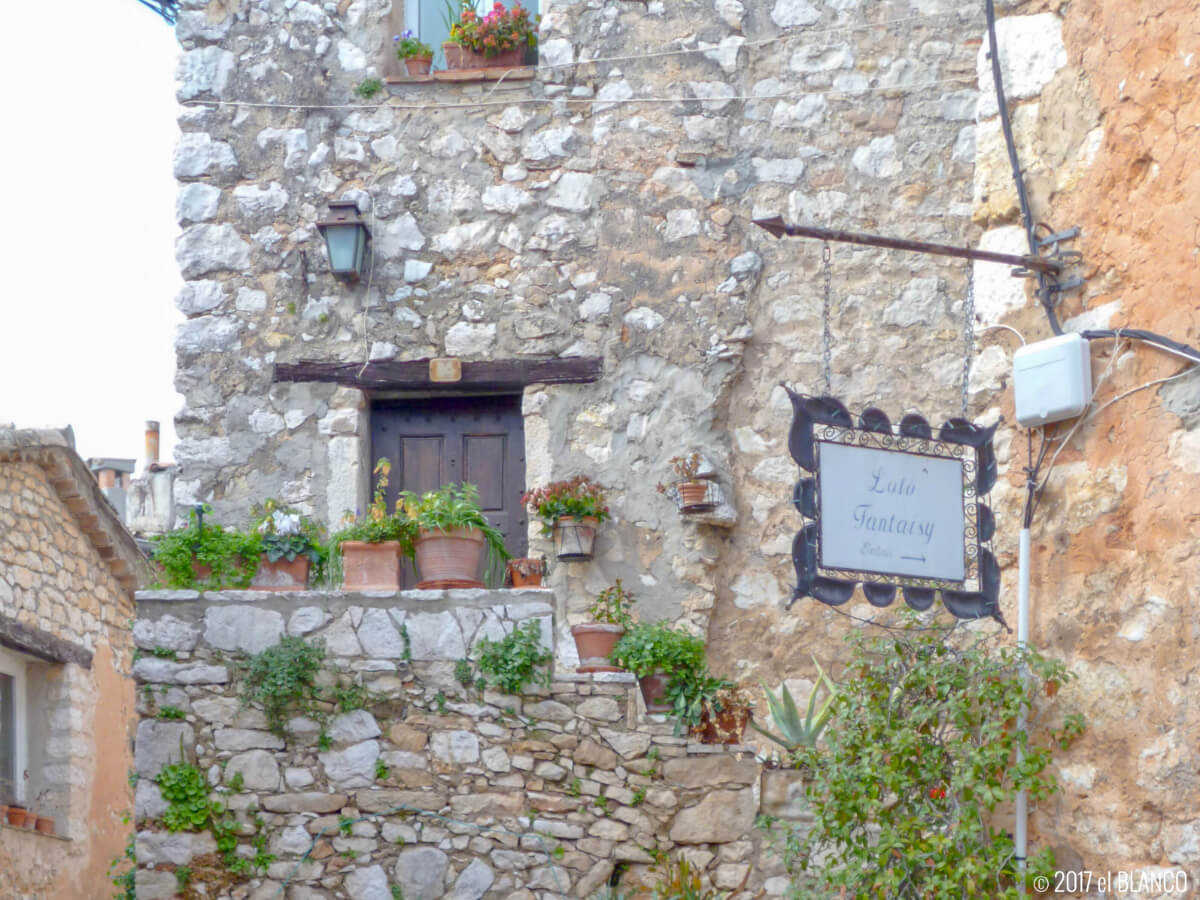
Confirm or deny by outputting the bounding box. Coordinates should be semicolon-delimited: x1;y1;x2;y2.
784;389;1002;622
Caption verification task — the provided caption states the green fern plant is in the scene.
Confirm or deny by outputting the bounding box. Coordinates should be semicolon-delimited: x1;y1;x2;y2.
750;656;838;751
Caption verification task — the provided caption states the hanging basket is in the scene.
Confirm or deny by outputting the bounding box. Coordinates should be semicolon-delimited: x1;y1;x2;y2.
552;516;598;560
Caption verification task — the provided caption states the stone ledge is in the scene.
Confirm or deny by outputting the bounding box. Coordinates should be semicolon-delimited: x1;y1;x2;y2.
385;67;536;85
0;822;71;842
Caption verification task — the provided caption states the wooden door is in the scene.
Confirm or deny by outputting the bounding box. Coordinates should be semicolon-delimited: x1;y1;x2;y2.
371;396;527;586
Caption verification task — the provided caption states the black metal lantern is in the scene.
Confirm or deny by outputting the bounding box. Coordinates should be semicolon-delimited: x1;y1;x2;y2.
316;200;370;281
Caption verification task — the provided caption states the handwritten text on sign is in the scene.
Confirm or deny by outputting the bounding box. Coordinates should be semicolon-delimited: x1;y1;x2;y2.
817;442;966;582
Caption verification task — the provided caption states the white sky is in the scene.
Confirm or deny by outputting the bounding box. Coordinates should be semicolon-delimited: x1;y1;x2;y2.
0;2;182;466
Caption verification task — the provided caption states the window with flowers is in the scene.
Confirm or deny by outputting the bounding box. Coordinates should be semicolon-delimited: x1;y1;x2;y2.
400;0;539;71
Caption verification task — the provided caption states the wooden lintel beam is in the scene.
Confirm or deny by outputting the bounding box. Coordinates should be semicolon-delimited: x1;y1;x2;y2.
274;357;605;392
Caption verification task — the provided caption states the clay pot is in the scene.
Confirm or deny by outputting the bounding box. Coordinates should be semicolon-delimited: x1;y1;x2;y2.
552;516;598;561
413;528;485;588
253;554;310;591
5;807;26;828
442;42;524;70
693;703;751;744
676;480;714;512
506;558;545;588
571;623;625;673
638;672;672;713
340;541;403;591
404;55;433;76
20;811;36;830
35;816;54;835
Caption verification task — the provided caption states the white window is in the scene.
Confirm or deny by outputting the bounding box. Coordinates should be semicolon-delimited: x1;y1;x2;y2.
0;645;28;806
403;0;540;69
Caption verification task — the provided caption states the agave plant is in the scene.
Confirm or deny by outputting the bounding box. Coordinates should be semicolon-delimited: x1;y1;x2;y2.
750;656;839;750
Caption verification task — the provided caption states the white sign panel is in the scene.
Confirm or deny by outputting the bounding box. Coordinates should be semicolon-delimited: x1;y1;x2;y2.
818;441;966;582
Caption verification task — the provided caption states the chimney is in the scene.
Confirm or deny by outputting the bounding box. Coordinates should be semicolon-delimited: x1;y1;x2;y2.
145;420;160;470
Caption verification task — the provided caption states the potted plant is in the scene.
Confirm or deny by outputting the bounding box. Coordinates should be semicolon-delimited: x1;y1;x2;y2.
523;476;610;561
332;459;414;591
400;482;509;588
443;0;537;71
250;499;326;591
4;804;25;828
572;580;635;674
691;682;754;745
505;556;547;588
151;505;261;589
656;452;715;513
610;620;706;714
394;29;434;76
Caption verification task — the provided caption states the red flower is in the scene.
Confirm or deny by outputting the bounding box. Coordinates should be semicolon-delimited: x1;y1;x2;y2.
928;786;946;800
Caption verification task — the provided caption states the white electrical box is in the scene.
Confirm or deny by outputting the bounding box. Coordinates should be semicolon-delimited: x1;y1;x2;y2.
1013;332;1093;427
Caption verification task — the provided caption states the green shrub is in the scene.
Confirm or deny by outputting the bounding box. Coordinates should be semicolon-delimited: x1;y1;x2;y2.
610;621;705;678
151;505;260;589
760;614;1086;898
475;620;552;695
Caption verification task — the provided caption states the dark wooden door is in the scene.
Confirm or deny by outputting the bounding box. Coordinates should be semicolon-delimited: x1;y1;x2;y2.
371;396;527;586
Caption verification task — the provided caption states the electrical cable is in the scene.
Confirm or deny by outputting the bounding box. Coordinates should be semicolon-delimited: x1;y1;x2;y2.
1080;328;1200;365
984;0;1061;334
182;74;978;114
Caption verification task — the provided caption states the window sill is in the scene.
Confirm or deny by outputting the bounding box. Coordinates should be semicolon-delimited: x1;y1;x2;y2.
0;821;70;842
385;66;536;85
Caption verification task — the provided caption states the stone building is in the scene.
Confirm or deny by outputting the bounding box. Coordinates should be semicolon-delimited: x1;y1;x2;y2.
0;426;151;896
168;0;1198;889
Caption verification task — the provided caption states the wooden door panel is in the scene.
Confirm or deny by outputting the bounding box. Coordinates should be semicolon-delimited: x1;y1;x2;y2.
371;396;528;585
400;436;445;495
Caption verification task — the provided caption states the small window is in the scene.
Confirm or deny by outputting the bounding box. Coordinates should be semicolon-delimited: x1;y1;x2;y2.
0;645;28;806
401;0;540;70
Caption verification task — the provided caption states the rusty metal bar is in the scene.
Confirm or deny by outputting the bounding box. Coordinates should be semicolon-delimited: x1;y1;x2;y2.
752;217;1064;274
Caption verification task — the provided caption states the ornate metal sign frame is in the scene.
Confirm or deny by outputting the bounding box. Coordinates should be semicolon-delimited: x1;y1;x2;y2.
784;390;1002;622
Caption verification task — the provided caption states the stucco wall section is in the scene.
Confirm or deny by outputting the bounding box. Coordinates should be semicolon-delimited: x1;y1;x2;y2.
0;460;136;898
966;0;1200;883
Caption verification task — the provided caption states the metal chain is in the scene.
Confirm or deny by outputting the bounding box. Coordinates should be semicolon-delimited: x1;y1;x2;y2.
821;242;833;396
961;265;976;418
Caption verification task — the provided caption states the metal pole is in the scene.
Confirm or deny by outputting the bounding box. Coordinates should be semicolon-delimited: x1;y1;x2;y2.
752;218;1065;274
1016;527;1031;893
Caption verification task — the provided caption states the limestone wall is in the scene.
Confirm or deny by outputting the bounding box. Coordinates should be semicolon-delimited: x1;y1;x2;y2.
132;589;805;898
0;458;136;896
170;0;982;636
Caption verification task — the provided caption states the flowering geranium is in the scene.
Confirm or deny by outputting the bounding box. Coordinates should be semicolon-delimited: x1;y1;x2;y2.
447;0;538;57
522;476;610;534
394;30;433;59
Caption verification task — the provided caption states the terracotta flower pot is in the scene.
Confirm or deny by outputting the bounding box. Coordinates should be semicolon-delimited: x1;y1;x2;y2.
20;811;36;830
552;516;598;561
5;807;26;828
571;623;625;673
638;672;672;713
676;480;714;512
404;54;433;76
693;703;751;744
442;42;524;70
340;541;403;591
35;816;54;835
413;527;485;588
252;554;310;591
506;558;545;587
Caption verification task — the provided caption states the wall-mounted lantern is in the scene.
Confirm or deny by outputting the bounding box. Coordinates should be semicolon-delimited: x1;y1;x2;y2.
316;200;370;281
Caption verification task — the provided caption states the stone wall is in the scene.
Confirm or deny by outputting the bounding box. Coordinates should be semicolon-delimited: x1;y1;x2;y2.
133;589;806;898
169;0;982;635
0;455;137;896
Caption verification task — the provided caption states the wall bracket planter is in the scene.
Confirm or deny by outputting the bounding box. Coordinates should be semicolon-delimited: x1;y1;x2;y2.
552;516;598;561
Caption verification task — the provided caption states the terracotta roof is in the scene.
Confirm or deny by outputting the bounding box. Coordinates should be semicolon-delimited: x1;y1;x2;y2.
0;426;152;593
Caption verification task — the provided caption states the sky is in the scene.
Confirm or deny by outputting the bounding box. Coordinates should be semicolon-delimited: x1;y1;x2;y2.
0;2;182;466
